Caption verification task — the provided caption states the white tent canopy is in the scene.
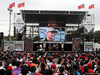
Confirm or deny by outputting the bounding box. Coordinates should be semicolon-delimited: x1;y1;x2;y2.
94;43;100;50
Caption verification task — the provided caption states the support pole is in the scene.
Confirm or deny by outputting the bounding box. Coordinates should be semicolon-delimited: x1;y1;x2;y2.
7;8;13;51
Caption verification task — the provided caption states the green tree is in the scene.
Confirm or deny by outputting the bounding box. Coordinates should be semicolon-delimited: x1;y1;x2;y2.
4;36;13;41
94;31;100;44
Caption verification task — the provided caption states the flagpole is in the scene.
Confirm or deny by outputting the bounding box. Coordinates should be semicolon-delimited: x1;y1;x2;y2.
7;8;13;51
92;5;95;51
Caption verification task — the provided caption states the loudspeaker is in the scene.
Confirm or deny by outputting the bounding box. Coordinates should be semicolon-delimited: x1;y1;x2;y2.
0;32;3;39
85;35;89;41
0;40;1;47
17;33;22;41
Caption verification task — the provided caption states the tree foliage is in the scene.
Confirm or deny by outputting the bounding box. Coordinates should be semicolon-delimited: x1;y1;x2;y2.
4;36;13;41
94;31;100;44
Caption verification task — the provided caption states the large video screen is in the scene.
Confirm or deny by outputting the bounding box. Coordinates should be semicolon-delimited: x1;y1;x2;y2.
40;27;65;41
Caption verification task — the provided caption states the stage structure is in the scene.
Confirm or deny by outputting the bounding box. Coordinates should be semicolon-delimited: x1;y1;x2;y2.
14;10;94;52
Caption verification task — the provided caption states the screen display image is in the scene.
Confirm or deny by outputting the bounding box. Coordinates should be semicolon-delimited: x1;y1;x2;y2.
40;27;65;41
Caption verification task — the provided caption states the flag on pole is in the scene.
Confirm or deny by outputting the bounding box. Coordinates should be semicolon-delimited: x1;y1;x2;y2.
89;4;94;9
18;3;25;8
78;4;84;9
9;2;15;9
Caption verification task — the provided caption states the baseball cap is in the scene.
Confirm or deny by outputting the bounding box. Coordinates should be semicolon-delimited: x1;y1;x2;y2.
30;63;36;67
87;62;92;68
8;66;13;70
51;64;56;68
46;28;57;33
35;73;41;75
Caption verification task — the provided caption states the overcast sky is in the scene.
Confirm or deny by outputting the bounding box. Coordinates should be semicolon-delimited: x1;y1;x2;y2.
0;0;99;36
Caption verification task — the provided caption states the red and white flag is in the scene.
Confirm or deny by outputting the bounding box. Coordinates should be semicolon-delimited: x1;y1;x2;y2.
9;2;15;9
78;4;84;9
89;4;94;9
18;3;25;8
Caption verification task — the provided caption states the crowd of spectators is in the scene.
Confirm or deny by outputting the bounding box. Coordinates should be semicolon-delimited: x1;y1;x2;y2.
0;50;100;75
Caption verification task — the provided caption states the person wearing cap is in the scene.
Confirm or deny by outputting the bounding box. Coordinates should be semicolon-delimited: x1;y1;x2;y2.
41;28;57;41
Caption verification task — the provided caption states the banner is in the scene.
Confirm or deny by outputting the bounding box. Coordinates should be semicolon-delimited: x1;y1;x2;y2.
13;15;25;31
83;23;95;32
18;2;25;8
89;4;94;9
72;38;81;51
83;14;95;32
78;4;84;9
84;42;93;51
14;41;24;51
9;2;15;9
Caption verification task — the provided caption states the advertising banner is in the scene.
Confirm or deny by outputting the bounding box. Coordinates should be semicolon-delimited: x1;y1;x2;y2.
13;15;25;31
84;42;93;51
83;23;95;32
83;14;95;32
72;38;81;51
14;41;24;51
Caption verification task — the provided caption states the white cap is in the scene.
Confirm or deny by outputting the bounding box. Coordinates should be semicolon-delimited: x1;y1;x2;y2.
46;28;57;33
